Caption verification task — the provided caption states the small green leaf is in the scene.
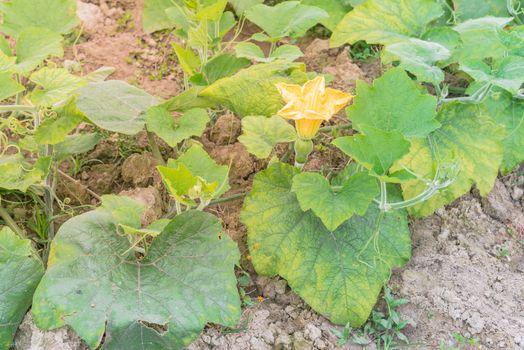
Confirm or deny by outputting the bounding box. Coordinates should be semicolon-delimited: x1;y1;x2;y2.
0;155;51;192
77;81;159;135
196;0;228;21
270;45;304;61
301;0;353;31
228;0;264;16
54;133;101;160
241;162;411;326
331;0;444;47
32;210;241;349
161;86;216;112
202;54;250;84
0;227;44;349
245;1;328;39
384;38;450;84
235;42;267;61
481;89;524;174
0;0;78;38
0;35;12;56
0;72;24;100
200;61;307;117
30;67;86;106
15;27;64;75
168;144;230;198
334;127;411;176
0;51;16;73
291;171;379;231
461;56;524;95
347;68;439;138
158;163;199;202
238;115;297;158
146;106;209;147
34;98;85;145
172;43;201;76
396;102;505;217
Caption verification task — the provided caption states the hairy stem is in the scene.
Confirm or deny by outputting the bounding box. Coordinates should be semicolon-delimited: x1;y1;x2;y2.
0;105;37;113
0;204;26;238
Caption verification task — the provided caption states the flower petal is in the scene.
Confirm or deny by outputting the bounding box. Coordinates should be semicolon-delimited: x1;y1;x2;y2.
276;83;303;103
325;88;353;115
277;101;304;120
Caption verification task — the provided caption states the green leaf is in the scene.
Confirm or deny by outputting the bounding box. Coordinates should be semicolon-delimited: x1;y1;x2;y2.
0;72;24;100
146;106;209;147
481;89;524;174
15;27;64;75
54;133;101;160
158;163;199;202
0;35;12;56
0;51;16;73
460;56;524;95
0;227;44;349
270;44;304;61
142;0;179;33
384;38;450;84
168;144;230;198
32;210;241;349
172;43;201;76
34;98;85;145
99;194;145;229
421;27;463;54
228;0;263;16
500;26;524;56
245;1;329;39
347;68;439;138
331;0;444;47
0;0;78;38
452;0;519;20
241;162;411;326
301;0;353;31
396;102;505;217
202;54;250;84
196;0;228;21
30;68;86;106
291;171;379;231
333;127;411;176
238;115;297;158
0;155;51;192
161;86;216;112
77;81;159;135
200;61;307;117
451;17;513;62
85;66;116;82
235;42;266;61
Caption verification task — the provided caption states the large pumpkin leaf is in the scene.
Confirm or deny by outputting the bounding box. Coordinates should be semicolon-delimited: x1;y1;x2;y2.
333;127;411;176
146;106;209;147
142;0;178;33
30;67;87;107
396;102;505;217
32;210;241;349
0;227;44;349
452;0;523;20
241;162;411;326
199;61;307;117
15;27;64;75
0;0;78;38
77;81;159;135
228;0;264;16
347;68;439;138
54;133;102;160
481;89;524;174
291;171;379;231
238;115;297;159
331;0;444;47
244;1;328;39
384;38;450;85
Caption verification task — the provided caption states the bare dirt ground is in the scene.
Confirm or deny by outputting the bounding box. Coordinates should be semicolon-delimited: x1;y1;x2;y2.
13;1;524;349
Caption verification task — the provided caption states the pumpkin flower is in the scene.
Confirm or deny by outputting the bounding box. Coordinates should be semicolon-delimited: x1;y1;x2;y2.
275;76;352;140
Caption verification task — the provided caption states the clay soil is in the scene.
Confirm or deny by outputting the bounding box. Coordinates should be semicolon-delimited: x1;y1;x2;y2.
14;1;524;349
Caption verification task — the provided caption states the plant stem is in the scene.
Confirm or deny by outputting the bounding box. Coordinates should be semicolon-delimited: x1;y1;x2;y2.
147;131;165;165
0;204;26;238
43;146;55;265
208;193;246;206
0;105;37;113
319;123;352;132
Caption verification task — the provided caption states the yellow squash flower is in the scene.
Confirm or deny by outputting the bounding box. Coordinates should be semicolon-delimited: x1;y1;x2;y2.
276;76;352;140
